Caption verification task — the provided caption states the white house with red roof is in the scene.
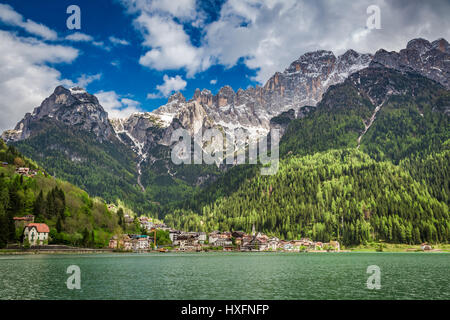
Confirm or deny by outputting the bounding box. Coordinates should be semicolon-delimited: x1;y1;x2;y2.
23;223;50;246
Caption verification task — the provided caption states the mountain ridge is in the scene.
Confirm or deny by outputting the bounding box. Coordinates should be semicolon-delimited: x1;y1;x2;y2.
2;37;449;219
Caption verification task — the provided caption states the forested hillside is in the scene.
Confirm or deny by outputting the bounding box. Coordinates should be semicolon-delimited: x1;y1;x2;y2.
165;68;450;245
11;118;155;214
280;68;449;162
2;62;449;247
0;140;137;248
11;118;223;217
165;149;449;245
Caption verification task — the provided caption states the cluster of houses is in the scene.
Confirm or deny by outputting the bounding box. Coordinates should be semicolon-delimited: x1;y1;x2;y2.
110;223;341;253
9;213;436;252
108;218;171;251
138;216;169;232
15;167;39;177
169;225;341;252
109;234;153;251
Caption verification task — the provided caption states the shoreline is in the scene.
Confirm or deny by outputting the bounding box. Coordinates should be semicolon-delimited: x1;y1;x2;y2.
1;248;449;255
2;242;449;255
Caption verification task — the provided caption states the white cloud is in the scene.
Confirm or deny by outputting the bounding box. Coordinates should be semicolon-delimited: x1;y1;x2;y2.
121;0;450;84
150;0;197;20
147;74;187;99
210;79;217;85
0;4;57;40
120;98;141;108
205;0;450;83
92;41;107;48
65;32;108;49
0;30;78;131
109;36;130;46
121;0;196;20
136;14;209;76
74;73;102;88
120;0;209;76
95;90;141;119
65;32;94;42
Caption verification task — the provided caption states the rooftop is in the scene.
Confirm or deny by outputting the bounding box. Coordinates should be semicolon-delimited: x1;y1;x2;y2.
26;223;50;233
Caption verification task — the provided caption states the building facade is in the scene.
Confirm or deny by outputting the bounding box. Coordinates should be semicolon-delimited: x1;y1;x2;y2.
23;223;50;246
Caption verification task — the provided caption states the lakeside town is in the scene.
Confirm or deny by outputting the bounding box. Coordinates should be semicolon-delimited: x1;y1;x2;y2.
3;165;444;254
11;211;443;254
12;211;342;253
109;215;342;252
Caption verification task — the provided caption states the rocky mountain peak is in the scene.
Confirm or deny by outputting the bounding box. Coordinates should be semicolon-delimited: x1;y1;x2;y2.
340;49;359;58
371;37;450;89
285;50;336;75
168;92;186;104
214;85;236;107
432;38;449;53
118;46;375;151
337;49;372;66
406;38;432;53
193;88;213;105
6;37;448;166
217;85;235;96
54;85;70;94
2;85;113;142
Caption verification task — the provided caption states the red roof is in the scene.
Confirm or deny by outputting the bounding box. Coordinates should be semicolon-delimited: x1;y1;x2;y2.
14;215;34;221
26;223;50;233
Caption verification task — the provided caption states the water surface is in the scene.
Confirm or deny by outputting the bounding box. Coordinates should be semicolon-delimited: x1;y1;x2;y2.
0;252;448;300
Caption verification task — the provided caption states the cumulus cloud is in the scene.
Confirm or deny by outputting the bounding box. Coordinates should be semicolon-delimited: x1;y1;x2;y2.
121;0;197;20
147;74;187;99
207;0;450;83
136;14;209;77
95;90;141;119
74;73;102;88
0;30;78;131
109;36;130;46
65;32;93;42
65;32;108;49
0;3;57;40
210;79;217;85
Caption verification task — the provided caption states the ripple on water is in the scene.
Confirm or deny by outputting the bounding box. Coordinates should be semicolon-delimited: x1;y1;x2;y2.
0;252;448;300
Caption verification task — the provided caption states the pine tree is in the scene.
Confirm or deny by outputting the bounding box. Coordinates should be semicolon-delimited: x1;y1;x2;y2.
33;190;45;220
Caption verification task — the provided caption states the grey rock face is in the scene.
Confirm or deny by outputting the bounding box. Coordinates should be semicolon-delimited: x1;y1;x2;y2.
2;86;113;142
2;46;374;149
123;48;373;150
5;37;448;165
371;38;450;89
104;48;373;172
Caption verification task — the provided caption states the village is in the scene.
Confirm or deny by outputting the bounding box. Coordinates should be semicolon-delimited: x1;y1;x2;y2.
108;215;343;253
4;164;341;253
1;162;42;178
9;210;439;254
5;165;436;254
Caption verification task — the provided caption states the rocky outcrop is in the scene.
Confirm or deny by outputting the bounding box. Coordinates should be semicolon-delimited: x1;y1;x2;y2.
2;86;113;142
370;38;450;89
261;50;373;115
116;47;373;151
4;37;448;168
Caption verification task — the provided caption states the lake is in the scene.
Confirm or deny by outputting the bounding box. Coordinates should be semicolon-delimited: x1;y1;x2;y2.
0;252;449;300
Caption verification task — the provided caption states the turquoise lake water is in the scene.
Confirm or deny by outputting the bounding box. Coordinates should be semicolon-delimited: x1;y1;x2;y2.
0;252;448;300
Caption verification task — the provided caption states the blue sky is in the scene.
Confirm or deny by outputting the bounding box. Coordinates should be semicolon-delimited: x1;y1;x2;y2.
0;0;256;115
0;0;449;130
